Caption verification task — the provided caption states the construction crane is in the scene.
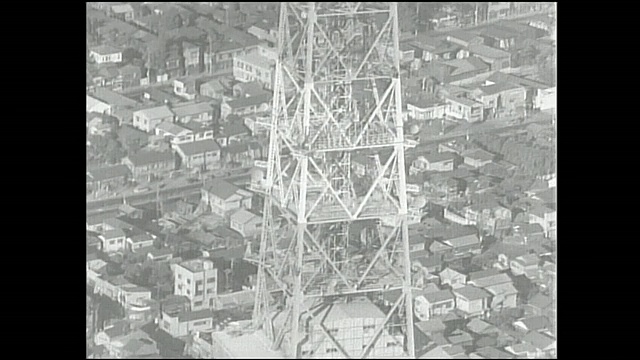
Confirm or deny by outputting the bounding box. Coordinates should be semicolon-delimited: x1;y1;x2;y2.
250;3;415;358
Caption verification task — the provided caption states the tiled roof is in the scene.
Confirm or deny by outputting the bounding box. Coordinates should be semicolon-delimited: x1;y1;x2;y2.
87;164;131;182
101;228;126;240
176;139;221;156
129;233;154;244
178;309;214;323
226;93;272;109
230;209;260;225
522;331;555;350
423;152;457;163
453;285;492;301
92;88;139;107
126;150;173;167
480;82;523;96
172;102;213;117
422;289;454;304
443;234;480;249
204;179;240;200
134;105;174;120
463;148;495;162
90;44;122;55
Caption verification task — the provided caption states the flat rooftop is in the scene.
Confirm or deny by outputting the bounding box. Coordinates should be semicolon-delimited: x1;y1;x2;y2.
179;258;214;273
210;329;286;359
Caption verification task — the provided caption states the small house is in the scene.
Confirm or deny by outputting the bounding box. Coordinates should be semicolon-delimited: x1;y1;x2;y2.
229;209;262;238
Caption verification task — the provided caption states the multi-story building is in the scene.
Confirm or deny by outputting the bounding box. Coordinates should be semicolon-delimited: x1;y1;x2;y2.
528;205;556;239
284;297;405;358
183;41;203;75
172;259;219;311
160;309;214;338
210;39;263;76
122;150;175;180
232;53;275;90
175;139;222;171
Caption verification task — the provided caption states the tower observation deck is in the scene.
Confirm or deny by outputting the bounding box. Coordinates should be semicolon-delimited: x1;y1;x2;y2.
249;3;416;358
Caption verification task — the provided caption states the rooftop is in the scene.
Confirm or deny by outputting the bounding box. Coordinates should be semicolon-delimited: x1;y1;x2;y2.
236;52;275;69
226;92;272;109
101;228;126;240
91;88;139;107
178;309;214;323
462;148;495;162
514;316;550;332
468;44;511;60
423;152;457;164
172;102;213;117
204;179;241;200
129;233;154;244
480;82;523;96
415;318;446;334
134;105;174;120
422;289;455;304
179;258;215;273
87;164;131;182
90;44;122;55
230;209;261;225
447;30;482;43
453;285;492;301
176;139;221;156
522;331;555;350
442;57;491;76
442;234;480;249
317;297;386;324
466;318;500;335
445;95;482;108
155;121;191;136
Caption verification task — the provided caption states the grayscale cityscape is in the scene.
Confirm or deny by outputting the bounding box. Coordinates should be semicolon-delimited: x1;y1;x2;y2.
86;2;557;358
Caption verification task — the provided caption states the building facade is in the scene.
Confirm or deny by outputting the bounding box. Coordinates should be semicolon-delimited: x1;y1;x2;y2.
173;259;219;311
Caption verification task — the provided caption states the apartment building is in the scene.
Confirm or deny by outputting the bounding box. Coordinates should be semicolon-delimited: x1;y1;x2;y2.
172;259;219;311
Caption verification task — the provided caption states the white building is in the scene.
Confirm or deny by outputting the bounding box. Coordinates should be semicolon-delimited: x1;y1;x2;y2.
274;297;405;358
535;87;556;111
89;45;123;64
233;53;276;90
172;259;219;311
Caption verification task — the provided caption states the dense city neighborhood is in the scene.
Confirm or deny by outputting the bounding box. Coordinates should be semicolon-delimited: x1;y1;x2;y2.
86;2;556;359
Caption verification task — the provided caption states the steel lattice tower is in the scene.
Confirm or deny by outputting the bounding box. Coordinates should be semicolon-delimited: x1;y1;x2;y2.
249;3;416;358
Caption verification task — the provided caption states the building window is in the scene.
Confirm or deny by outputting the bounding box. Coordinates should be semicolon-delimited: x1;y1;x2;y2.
187;279;191;284
207;277;216;283
326;348;338;353
193;320;208;327
194;301;203;307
